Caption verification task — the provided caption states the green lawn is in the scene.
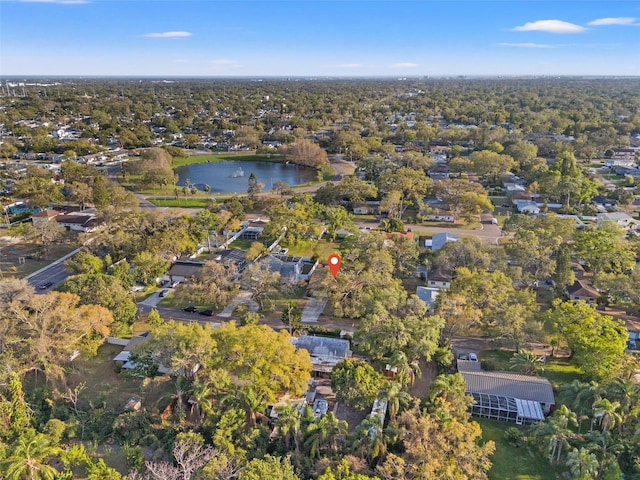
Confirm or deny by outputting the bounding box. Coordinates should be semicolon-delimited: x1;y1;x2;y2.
147;197;212;207
284;239;340;259
478;349;585;389
477;419;564;480
229;238;257;250
478;349;514;371
541;357;585;388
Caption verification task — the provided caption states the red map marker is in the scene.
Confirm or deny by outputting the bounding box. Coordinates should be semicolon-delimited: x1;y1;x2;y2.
328;253;341;278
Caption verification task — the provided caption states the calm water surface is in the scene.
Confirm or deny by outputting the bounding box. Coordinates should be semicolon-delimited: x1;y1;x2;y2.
175;161;316;193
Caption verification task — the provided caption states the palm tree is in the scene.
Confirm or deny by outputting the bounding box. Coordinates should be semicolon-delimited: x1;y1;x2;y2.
158;375;192;423
378;382;411;421
189;380;214;428
533;405;578;465
604;378;640;435
386;350;421;388
276;405;302;452
2;432;62;480
350;415;387;467
566;447;599;480
223;385;267;430
584;430;623;479
592;399;622;433
304;413;348;459
509;350;545;376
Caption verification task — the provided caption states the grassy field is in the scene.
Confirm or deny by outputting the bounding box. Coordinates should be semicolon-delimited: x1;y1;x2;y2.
284;239;340;259
146;197;212;208
66;343;172;412
479;349;585;385
229;238;256;250
0;240;79;278
478;419;564;480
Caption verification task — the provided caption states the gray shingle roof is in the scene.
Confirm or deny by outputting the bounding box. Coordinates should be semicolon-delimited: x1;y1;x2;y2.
291;335;351;360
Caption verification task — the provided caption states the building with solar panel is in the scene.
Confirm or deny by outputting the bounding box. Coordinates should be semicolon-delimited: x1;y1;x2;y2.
457;359;555;425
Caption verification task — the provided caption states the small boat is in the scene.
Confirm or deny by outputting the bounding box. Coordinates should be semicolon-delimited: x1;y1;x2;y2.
231;167;244;178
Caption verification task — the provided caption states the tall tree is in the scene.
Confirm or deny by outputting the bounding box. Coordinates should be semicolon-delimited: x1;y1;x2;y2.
331;359;387;410
546;300;629;381
1;432;62;480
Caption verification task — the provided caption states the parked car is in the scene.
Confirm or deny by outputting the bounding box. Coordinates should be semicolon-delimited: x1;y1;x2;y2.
159;289;169;297
468;352;478;362
183;305;197;313
38;281;53;290
170;281;180;288
313;399;328;419
198;309;214;316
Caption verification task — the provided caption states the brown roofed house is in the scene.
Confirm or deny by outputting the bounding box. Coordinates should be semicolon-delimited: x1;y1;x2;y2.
565;279;600;304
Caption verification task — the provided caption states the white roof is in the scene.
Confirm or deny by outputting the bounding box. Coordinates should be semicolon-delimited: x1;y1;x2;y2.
515;398;544;421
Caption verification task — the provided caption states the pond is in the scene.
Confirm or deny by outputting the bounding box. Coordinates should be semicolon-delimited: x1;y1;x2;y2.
174;161;317;194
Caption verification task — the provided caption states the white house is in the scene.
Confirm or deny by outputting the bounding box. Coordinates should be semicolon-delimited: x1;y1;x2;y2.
597;212;640;231
513;199;540;215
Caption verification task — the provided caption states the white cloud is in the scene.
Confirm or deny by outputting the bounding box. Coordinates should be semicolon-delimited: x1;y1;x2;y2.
19;0;88;4
391;62;418;68
512;19;586;33
498;42;554;48
144;31;192;38
336;63;363;68
587;17;637;26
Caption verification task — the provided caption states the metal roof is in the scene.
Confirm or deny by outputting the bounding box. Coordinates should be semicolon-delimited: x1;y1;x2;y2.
461;370;555;405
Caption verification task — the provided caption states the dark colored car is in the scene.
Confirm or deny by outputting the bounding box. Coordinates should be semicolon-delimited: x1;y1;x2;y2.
198;309;214;316
183;305;197;313
38;281;53;290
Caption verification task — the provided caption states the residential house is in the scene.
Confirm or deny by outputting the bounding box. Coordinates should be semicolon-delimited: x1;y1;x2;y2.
424;269;452;289
614;166;640;177
112;332;192;375
565;279;599;304
423;209;455;223
55;213;98;232
352;200;380;215
262;254;303;283
163;260;204;284
416;286;439;310
262;254;318;283
592;196;618;211
241;219;267;240
214;248;247;271
597;212;640;231
513;199;540;215
571;262;585;280
605;159;636;169
353;205;371;215
457;360;555;424
291;335;352;376
30;209;61;225
427;164;450;180
431;232;459;251
504;183;527;195
384;231;414;242
624;317;640;350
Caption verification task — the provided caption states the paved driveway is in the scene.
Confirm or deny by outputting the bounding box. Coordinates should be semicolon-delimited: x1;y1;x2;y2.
301;295;328;323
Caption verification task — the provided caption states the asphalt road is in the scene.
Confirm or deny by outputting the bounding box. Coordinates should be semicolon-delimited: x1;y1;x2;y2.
28;262;71;293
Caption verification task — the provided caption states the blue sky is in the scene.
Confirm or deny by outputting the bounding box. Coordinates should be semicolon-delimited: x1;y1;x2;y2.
1;0;639;76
